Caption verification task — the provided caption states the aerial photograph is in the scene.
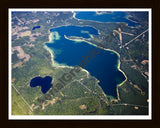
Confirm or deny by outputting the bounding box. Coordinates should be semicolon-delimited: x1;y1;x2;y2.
9;9;151;119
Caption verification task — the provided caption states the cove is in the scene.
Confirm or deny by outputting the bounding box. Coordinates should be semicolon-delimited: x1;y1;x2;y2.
46;26;126;98
30;76;53;94
74;11;139;27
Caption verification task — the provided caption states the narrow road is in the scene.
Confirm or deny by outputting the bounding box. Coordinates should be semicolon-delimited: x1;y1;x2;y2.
12;84;33;111
111;103;148;108
123;29;149;47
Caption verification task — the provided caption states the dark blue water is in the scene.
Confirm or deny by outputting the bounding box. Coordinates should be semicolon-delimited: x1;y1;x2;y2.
46;26;126;98
30;76;53;94
32;26;41;30
50;26;98;38
74;11;139;27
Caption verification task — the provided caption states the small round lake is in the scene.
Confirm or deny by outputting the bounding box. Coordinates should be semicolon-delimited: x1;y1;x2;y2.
30;76;53;94
32;26;41;30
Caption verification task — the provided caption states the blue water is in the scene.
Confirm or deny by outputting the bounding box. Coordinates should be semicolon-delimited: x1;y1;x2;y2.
50;26;99;38
32;26;41;30
74;11;139;27
46;26;126;98
30;76;53;94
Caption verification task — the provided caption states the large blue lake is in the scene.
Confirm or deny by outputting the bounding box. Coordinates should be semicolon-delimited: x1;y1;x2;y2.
46;26;126;98
74;11;139;27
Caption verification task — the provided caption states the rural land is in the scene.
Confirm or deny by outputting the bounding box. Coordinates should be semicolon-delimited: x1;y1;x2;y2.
11;11;149;115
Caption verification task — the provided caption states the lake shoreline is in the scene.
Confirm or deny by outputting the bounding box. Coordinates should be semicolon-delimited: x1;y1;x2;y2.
73;11;138;27
43;30;91;77
44;25;127;100
64;34;127;100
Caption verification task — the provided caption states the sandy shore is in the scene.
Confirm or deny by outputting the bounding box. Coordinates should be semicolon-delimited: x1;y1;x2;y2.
72;12;78;20
55;65;90;75
48;32;54;43
44;34;90;76
43;31;62;67
43;45;55;66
